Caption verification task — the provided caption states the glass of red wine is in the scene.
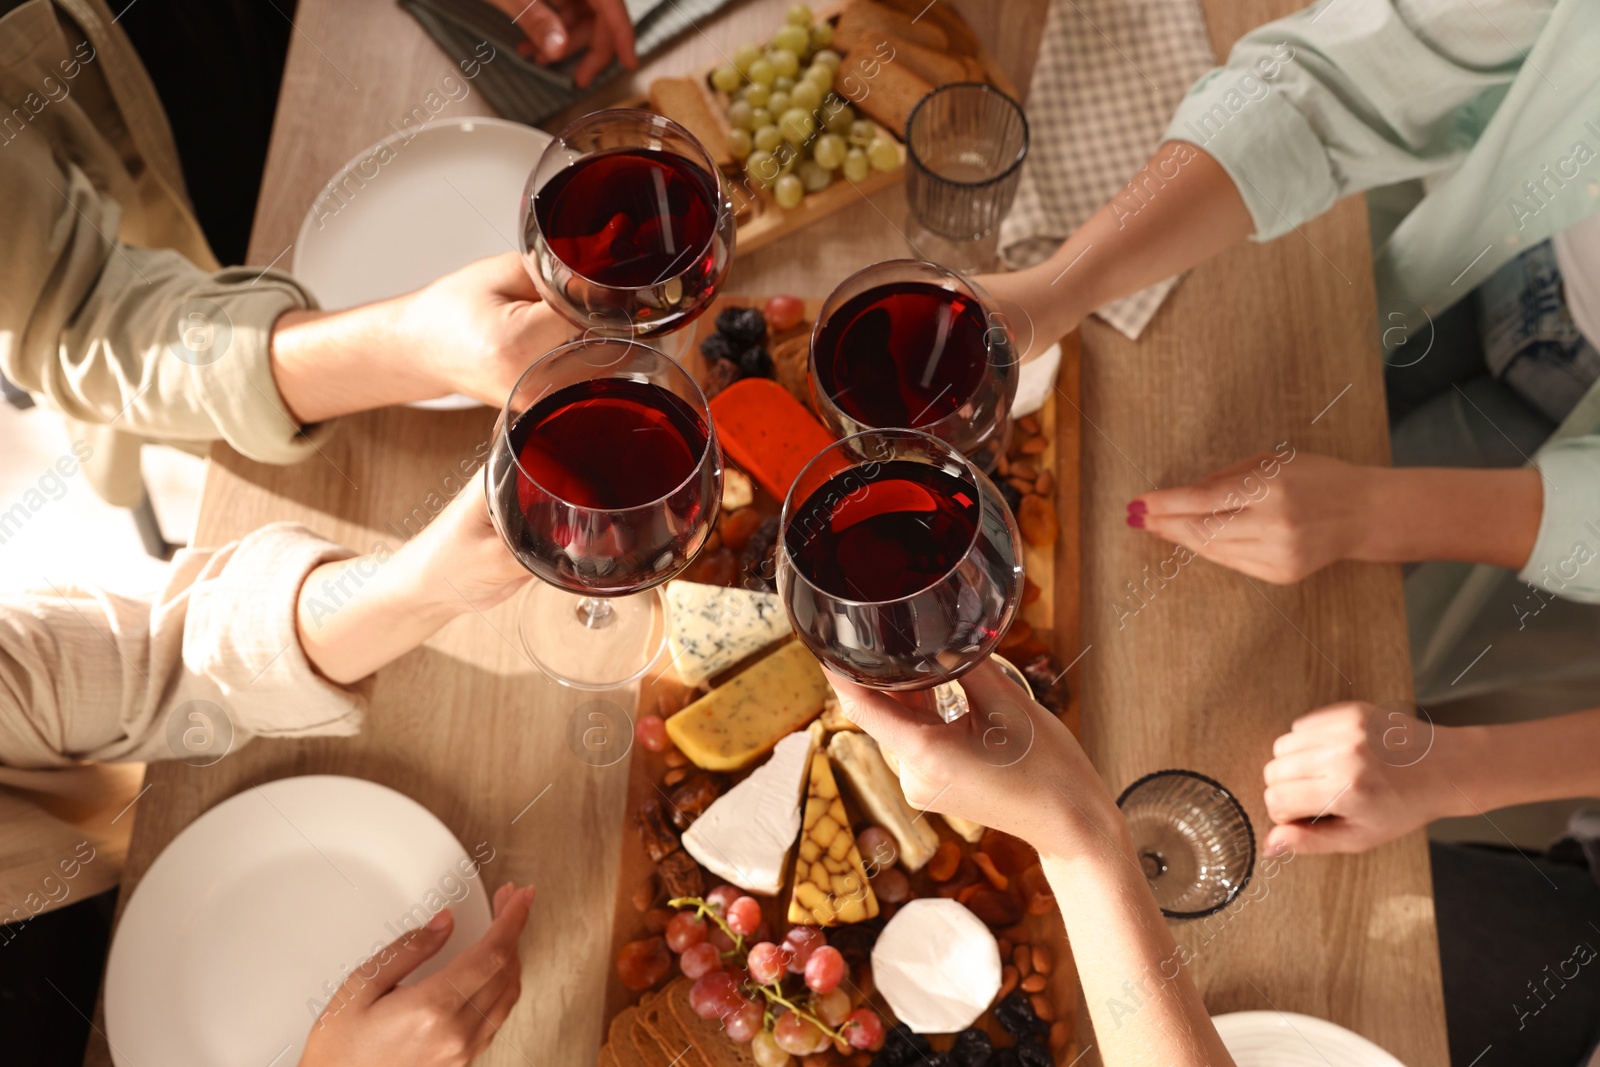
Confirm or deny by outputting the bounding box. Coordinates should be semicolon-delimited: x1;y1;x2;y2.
810;260;1019;472
520;108;736;341
486;337;722;689
776;429;1023;693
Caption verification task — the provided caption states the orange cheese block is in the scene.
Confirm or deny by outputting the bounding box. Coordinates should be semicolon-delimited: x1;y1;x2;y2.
708;378;835;504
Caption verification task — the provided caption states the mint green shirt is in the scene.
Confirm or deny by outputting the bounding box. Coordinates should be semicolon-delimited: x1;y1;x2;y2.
1162;0;1600;693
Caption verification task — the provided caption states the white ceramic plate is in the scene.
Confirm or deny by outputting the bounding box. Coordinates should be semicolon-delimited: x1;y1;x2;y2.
105;775;493;1067
292;116;553;410
1215;1011;1410;1066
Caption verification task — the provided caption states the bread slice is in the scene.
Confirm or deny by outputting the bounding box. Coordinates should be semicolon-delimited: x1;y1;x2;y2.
834;0;947;52
873;0;982;55
649;77;734;169
879;32;974;87
839;47;935;136
636;985;708;1067
663;978;759;1067
607;1006;656;1067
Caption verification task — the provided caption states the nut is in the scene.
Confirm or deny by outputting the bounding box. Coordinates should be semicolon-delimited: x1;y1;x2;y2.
1030;992;1055;1021
1021;973;1047;993
1013;943;1032;977
1032;945;1054;974
999;964;1019;999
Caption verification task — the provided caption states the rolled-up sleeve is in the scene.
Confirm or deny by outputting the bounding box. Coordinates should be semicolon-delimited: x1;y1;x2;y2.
1518;440;1600;602
0;111;332;466
1163;0;1551;241
0;524;370;769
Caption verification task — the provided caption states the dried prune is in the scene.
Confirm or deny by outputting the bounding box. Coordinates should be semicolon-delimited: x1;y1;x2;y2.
657;849;705;899
716;306;767;345
632;798;679;863
948;1028;994;1067
994;991;1049;1039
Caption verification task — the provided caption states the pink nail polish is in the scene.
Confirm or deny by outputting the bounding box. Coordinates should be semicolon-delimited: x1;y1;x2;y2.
1126;500;1147;516
1126;513;1145;529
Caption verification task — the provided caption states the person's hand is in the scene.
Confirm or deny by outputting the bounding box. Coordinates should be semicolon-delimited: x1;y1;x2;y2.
483;0;639;87
400;253;575;410
825;660;1124;858
298;883;535;1067
1261;702;1460;856
1128;449;1381;584
397;474;531;615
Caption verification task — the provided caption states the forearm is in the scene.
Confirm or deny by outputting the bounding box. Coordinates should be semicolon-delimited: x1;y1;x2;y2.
295;553;462;685
1033;810;1233;1067
1437;709;1600;816
992;142;1252;342
270;301;440;424
1354;466;1542;570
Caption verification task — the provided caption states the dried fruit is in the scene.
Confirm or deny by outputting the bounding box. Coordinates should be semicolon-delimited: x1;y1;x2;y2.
1018;414;1041;435
741;514;782;591
740;344;776;379
1016;1036;1053;1067
998;619;1034;652
702;332;743;363
631;874;658;912
972;853;1009;891
1017;495;1058;547
927;841;961;882
633;799;679;863
657;849;705;899
720;507;767;553
1021;578;1042;607
616;936;671;990
683;546;739;585
968;889;1023;926
717;306;768;345
947;1028;993;1067
997;480;1023;516
993;991;1049;1038
667;773;722;829
702;356;742;400
1035;470;1055;496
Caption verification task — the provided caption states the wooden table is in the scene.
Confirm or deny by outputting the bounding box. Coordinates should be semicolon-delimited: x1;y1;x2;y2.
86;0;1448;1064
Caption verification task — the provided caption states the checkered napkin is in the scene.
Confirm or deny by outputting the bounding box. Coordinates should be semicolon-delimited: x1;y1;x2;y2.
401;0;739;128
1000;0;1216;339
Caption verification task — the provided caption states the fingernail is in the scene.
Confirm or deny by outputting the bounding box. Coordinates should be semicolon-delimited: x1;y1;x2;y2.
427;909;453;932
520;886;537;906
1126;512;1145;529
1126;500;1147;516
543;29;565;54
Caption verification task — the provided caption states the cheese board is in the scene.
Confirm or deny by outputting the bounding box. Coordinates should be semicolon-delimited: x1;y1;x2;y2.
597;293;1083;1067
633;0;1019;260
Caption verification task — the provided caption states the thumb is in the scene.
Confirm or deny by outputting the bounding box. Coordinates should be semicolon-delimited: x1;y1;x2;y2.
824;669;936;754
335;909;456;1010
1264;821;1358;857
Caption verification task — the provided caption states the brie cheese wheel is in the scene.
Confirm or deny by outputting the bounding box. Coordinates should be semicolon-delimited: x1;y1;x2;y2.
871;898;1003;1033
665;580;792;685
681;725;818;895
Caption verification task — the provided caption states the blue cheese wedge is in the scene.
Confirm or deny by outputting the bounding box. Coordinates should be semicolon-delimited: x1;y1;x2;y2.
665;580;792;686
871;898;1003;1033
681;724;820;895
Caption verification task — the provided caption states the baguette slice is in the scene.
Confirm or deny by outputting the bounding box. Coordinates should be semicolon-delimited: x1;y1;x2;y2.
649;76;733;169
834;0;947;52
839;47;934;136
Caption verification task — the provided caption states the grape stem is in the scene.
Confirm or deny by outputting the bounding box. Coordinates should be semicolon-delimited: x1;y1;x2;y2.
666;897;848;1043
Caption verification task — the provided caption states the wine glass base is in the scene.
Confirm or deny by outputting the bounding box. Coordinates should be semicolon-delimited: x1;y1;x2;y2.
515;584;667;690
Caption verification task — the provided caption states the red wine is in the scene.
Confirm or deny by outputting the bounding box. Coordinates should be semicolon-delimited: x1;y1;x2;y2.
812;281;992;430
534;147;719;289
494;377;717;595
781;457;1022;689
786;461;980;602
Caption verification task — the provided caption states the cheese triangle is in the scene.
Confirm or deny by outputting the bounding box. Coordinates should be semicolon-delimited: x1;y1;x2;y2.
680;725;819;895
665;580;792;686
788;752;880;926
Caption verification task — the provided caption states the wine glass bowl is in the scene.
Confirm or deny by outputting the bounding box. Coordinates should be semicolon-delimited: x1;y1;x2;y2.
1116;770;1256;919
776;429;1024;691
520;108;735;338
809;260;1019;471
486;337;722;688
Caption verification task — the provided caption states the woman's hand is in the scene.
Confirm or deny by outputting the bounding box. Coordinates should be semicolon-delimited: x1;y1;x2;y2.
825;660;1123;858
401;253;575;410
1128;449;1375;584
1261;702;1459;856
297;479;529;684
298;883;535;1067
483;0;638;87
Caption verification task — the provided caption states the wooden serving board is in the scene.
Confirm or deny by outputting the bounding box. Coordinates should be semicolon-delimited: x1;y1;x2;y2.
599;294;1083;1063
632;0;1017;260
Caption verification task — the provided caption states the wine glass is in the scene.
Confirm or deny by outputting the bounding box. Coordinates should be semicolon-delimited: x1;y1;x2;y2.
485;337;722;689
519;108;736;343
1117;770;1256;919
809;260;1019;472
776;428;1024;693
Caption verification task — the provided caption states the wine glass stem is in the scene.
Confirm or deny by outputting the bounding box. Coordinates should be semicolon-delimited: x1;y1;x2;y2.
576;596;615;630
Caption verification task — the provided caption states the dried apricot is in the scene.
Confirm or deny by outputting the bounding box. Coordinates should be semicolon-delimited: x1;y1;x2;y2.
928;840;962;882
1018;495;1058;546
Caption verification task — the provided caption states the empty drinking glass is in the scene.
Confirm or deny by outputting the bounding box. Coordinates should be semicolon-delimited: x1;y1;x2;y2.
1117;770;1256;919
904;83;1029;272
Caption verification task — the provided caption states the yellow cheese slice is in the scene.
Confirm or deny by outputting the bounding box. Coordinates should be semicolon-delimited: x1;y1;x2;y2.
664;642;829;771
788;752;880;926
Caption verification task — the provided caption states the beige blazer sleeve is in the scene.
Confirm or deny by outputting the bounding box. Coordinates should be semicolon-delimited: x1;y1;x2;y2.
0;0;333;466
0;523;371;770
